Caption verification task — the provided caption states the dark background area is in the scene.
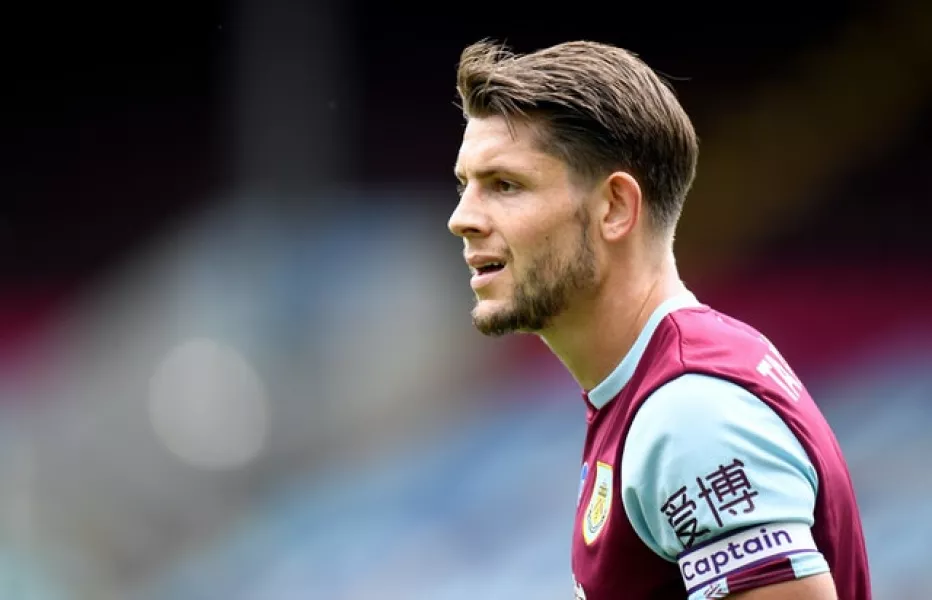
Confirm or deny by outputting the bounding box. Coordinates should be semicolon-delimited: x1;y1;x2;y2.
4;0;926;290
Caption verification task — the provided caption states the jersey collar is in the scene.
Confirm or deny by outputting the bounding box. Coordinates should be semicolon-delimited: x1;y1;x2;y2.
585;291;701;410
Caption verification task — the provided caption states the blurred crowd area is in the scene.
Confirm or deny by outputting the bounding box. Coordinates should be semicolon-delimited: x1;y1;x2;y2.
3;0;932;598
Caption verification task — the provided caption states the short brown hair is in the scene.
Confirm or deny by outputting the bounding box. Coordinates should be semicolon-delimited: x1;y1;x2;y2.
456;40;698;232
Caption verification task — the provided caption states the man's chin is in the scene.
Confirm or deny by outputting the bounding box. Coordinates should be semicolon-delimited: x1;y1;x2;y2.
471;300;537;337
471;300;516;337
472;318;522;337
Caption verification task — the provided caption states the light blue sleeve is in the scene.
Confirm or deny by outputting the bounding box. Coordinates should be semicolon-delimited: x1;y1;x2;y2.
620;374;830;596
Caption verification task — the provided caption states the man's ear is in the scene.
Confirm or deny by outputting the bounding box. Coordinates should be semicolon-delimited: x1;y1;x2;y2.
596;171;642;242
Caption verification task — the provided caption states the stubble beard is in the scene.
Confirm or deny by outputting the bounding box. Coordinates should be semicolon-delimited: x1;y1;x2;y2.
472;217;597;337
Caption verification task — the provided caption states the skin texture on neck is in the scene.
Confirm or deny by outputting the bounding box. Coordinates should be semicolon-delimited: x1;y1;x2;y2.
537;249;687;392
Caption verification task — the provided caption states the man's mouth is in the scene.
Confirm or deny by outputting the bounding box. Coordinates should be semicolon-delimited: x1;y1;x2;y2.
474;262;505;275
470;260;507;290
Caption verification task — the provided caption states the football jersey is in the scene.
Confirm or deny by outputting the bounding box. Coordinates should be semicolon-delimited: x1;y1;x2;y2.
571;293;871;599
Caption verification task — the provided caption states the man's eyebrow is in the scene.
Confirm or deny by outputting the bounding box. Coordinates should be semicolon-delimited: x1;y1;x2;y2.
454;166;523;182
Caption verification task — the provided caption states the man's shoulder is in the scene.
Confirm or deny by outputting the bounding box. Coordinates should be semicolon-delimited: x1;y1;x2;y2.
630;304;813;414
665;305;765;347
642;305;774;375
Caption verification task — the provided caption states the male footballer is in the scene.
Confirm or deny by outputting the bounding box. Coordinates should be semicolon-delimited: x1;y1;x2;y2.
449;40;871;599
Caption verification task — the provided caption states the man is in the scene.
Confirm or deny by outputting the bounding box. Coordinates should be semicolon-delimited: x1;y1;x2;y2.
448;40;871;599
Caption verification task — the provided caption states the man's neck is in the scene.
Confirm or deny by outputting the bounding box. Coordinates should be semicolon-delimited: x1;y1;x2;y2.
538;254;687;392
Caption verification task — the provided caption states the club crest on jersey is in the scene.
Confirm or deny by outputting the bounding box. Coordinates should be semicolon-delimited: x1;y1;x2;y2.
582;461;613;545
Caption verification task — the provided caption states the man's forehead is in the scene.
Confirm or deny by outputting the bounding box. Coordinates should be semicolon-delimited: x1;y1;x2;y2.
455;116;549;177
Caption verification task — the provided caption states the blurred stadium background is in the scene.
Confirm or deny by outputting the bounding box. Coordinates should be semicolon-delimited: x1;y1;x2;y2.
2;0;931;597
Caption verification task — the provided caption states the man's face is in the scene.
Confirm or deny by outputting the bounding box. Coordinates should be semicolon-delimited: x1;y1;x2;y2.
450;116;599;336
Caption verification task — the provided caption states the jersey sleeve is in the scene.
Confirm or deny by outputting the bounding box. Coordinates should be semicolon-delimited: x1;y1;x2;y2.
620;373;830;599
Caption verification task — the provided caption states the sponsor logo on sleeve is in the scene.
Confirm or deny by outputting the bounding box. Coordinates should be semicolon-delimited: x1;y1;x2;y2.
661;457;760;549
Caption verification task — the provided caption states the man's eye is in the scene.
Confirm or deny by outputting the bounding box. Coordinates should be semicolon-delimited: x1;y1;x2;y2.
495;180;520;194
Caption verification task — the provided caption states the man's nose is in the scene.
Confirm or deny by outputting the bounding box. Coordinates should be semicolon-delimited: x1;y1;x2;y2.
448;189;491;239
